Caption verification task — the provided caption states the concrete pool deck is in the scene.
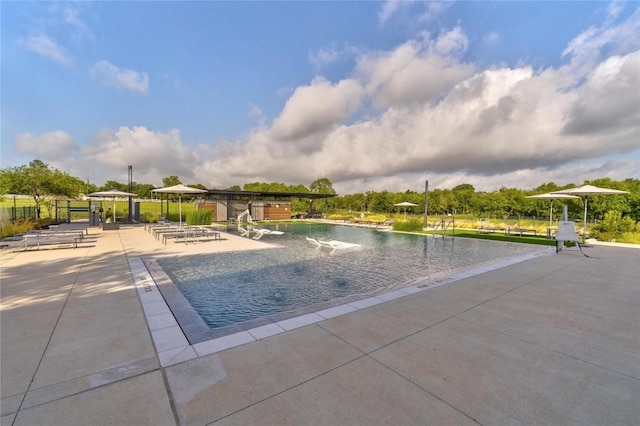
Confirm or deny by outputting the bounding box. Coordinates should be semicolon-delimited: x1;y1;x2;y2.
1;224;639;425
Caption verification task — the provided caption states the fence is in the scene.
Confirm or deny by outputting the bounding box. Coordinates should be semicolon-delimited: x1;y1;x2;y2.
0;200;107;225
0;206;39;223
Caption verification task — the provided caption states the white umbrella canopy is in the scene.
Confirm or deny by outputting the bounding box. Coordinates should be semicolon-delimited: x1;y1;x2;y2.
553;185;630;242
152;184;207;226
87;189;137;223
526;192;579;231
394;201;418;219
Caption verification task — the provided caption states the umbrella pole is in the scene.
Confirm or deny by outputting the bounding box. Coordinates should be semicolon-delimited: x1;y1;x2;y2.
179;195;182;227
549;202;553;234
583;196;588;243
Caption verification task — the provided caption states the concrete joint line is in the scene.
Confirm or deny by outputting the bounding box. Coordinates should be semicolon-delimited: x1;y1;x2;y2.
12;249;92;421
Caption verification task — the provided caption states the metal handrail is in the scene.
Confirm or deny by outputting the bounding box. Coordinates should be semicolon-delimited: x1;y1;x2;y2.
433;218;455;238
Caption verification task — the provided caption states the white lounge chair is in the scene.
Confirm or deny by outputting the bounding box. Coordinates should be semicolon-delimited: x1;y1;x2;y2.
306;237;361;250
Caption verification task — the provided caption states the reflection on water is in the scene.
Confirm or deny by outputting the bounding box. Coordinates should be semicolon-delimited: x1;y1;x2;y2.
157;223;542;328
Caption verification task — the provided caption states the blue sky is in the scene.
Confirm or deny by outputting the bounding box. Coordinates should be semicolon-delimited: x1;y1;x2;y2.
1;1;639;193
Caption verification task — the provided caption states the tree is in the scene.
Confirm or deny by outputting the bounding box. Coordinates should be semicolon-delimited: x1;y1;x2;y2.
133;183;156;199
162;175;182;187
368;191;394;213
309;178;336;194
2;160;84;219
452;184;476;214
99;180;128;192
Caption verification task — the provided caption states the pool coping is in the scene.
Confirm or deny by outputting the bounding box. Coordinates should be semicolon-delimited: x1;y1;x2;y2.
128;246;553;367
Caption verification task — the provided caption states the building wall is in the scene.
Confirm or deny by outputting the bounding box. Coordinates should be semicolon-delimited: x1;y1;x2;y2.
196;201;217;220
263;202;291;220
197;200;291;221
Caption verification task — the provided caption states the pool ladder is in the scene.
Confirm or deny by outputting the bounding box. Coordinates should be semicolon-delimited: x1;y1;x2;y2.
432;218;454;239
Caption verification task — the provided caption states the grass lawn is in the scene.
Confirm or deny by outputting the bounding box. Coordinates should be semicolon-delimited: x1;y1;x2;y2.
451;230;557;246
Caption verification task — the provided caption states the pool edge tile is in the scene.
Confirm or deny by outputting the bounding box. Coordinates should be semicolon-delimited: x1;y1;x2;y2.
377;289;408;301
193;331;255;356
348;296;385;310
248;323;286;340
151;326;190;353
316;304;358;319
158;346;198;367
277;313;324;331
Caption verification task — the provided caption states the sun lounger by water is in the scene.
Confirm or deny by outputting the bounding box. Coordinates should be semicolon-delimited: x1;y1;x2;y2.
27;229;86;241
251;228;284;240
237;209;285;239
0;233;82;250
306;237;361;250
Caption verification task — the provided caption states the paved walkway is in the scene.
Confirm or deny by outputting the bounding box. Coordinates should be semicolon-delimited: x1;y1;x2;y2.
1;224;638;425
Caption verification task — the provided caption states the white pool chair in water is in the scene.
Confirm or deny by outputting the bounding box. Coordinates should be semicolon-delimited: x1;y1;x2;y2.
252;228;284;240
306;237;361;250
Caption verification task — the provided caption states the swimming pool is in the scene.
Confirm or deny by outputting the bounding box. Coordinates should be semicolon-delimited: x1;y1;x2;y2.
150;223;546;340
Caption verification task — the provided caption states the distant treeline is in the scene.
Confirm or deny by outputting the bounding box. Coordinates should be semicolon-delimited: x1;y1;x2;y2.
332;178;639;221
239;178;640;222
1;160;638;222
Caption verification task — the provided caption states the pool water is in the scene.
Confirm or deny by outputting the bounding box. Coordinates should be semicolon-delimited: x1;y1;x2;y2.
155;223;545;330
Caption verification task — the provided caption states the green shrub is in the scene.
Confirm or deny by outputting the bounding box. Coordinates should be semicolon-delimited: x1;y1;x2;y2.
393;218;424;232
139;212;159;223
363;214;387;223
186;210;212;225
591;210;636;242
327;214;351;221
0;218;55;239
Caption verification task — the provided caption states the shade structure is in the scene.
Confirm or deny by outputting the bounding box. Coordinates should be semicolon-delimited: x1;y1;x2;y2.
526;192;579;231
87;189;137;223
394;201;418;219
151;184;207;226
553;185;629;242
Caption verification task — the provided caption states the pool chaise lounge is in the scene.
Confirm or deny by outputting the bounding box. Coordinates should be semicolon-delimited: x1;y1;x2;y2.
251;228;284;240
306;237;361;250
1;229;85;250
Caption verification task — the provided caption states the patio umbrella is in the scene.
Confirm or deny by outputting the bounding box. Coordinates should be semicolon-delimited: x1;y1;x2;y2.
152;184;207;226
553;185;629;242
526;192;579;232
87;189;137;223
394;201;418;219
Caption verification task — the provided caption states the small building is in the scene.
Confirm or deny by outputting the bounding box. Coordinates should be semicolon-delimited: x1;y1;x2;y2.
194;189;336;222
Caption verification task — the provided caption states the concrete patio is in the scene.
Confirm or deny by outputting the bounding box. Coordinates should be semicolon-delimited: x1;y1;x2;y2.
1;224;638;425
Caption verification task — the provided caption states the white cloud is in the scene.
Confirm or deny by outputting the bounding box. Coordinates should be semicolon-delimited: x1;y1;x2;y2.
62;5;95;42
417;2;452;23
562;6;640;74
22;5;637;194
563;51;640;136
82;127;200;184
308;46;341;68
378;1;449;26
90;60;149;93
248;103;264;119
378;1;411;26
308;43;363;72
17;33;74;67
356;29;475;108
14;131;77;160
482;32;500;46
189;16;639;193
270;77;363;148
